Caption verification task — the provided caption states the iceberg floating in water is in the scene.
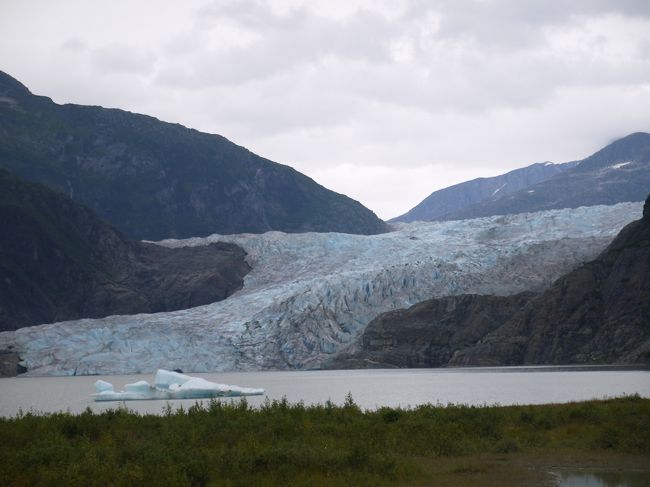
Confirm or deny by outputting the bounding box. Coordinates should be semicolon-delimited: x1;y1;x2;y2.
93;369;264;401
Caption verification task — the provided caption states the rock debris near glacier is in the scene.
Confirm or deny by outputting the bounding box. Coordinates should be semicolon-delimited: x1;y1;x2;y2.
3;202;643;376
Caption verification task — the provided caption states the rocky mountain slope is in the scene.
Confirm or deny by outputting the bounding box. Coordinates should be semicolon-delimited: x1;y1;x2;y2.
0;71;387;240
331;194;650;368
446;133;650;221
0;169;250;332
327;293;536;369
451;194;650;365
0;202;640;376
391;161;574;223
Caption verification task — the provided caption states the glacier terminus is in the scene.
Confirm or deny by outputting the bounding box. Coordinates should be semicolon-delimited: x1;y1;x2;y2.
1;202;642;376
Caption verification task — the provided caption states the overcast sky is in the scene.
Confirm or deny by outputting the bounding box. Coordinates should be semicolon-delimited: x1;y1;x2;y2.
1;0;649;219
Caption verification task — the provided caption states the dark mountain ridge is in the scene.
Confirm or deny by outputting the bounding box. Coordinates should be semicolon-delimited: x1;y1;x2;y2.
393;132;650;224
445;132;650;221
391;161;575;223
0;169;251;332
0;71;387;240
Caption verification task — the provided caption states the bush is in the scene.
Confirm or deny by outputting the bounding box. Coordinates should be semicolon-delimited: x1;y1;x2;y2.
0;396;647;485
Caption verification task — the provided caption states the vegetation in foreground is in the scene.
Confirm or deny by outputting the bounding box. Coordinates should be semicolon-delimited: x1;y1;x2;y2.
1;395;649;486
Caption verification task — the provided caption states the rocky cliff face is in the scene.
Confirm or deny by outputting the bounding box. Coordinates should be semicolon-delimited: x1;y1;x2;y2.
1;201;640;376
326;293;535;369
333;194;650;368
0;169;250;332
0;71;387;239
451;193;650;365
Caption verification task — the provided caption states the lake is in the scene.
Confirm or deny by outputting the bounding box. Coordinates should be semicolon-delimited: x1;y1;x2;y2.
1;366;649;417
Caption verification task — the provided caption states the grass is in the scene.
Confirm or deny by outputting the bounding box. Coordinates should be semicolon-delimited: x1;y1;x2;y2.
1;395;649;486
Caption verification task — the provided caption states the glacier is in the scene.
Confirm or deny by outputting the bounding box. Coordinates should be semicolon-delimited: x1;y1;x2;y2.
93;369;264;401
1;202;643;376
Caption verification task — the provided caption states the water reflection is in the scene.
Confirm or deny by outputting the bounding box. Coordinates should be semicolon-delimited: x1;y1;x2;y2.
554;470;650;487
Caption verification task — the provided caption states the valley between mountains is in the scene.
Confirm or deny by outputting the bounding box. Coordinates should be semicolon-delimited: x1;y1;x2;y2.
1;70;649;377
1;202;642;376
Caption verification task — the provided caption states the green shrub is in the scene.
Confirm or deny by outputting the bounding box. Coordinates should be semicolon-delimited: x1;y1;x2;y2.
0;396;647;485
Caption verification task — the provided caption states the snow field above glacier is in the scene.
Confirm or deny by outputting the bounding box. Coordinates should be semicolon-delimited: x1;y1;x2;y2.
7;202;643;376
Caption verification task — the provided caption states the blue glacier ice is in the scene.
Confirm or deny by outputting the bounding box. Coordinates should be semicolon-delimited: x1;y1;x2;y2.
3;202;643;376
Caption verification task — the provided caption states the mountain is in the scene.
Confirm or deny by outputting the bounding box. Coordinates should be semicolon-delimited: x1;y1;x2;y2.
0;71;387;240
1;201;639;376
445;133;650;221
330;193;650;368
391;161;574;223
0;169;250;332
326;293;535;369
393;133;650;223
451;193;650;365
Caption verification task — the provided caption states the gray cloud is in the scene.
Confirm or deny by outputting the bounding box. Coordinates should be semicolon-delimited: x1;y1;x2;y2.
158;4;395;88
60;38;87;51
408;0;650;47
91;44;157;76
1;0;649;218
155;0;650;117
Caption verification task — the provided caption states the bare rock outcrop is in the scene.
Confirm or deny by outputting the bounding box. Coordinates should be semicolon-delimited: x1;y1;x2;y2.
451;193;650;365
333;194;650;368
0;169;250;333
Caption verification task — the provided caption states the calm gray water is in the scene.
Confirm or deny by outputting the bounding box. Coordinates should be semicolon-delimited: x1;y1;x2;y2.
0;366;649;417
553;469;650;487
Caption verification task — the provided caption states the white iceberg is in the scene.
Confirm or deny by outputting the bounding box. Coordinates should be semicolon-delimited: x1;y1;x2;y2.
92;369;264;401
94;379;114;392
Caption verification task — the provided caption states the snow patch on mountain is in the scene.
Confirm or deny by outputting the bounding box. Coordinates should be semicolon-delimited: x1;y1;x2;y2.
609;161;632;170
492;183;507;196
4;202;642;376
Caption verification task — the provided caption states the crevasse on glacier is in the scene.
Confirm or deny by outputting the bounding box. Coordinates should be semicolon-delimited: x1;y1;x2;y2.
5;202;643;376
